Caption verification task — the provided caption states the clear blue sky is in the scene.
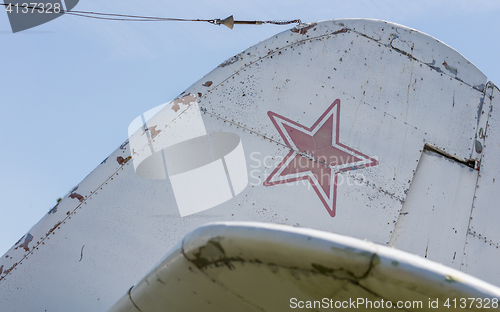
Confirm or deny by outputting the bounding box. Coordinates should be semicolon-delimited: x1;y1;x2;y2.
1;0;499;255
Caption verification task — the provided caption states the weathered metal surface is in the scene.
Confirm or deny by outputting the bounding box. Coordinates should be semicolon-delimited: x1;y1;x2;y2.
462;84;500;284
127;95;248;216
389;149;478;270
109;223;500;312
0;19;492;311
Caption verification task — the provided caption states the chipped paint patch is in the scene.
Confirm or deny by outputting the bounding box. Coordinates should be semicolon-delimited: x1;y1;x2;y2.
173;93;195;105
2;262;17;276
148;125;161;139
474;139;483;153
116;156;131;165
475;84;486;92
332;27;349;35
48;198;62;215
171;103;180;112
219;55;240;67
119;140;129;150
479;127;486;139
425;60;442;73
14;235;25;246
291;22;317;35
46;222;62;237
15;233;33;252
477;97;484;126
69;193;84;202
442;61;457;75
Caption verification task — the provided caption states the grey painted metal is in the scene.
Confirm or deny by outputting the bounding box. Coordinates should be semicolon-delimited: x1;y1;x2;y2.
0;19;496;311
463;84;500;284
389;149;478;270
109;222;500;312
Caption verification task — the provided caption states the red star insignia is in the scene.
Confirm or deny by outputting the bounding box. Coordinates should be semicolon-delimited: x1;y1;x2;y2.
263;99;379;217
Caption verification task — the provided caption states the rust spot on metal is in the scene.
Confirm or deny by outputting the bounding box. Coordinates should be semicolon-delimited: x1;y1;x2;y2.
291;22;317;35
332;27;349;35
46;222;62;237
15;233;33;252
197;92;202;97
202;81;213;87
2;262;18;276
117;156;131;165
149;125;161;139
69;192;85;202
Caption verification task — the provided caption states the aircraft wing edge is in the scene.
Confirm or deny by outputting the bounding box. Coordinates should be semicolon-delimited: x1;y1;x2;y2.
108;222;500;312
